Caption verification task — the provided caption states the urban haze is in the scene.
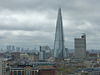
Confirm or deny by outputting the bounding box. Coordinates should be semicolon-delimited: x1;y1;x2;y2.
0;0;100;50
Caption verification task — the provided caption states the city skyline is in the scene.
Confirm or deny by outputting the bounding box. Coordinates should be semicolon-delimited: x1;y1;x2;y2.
0;0;100;49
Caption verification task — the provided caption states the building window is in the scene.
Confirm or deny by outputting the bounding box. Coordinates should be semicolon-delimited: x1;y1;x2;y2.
18;71;21;75
14;71;17;75
26;68;31;75
32;71;34;75
10;71;12;75
35;71;38;75
22;71;24;75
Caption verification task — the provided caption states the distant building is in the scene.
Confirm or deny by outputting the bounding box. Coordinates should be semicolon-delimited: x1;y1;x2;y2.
39;46;46;61
75;67;100;75
48;57;55;62
20;54;29;60
65;48;68;58
39;51;45;61
28;62;55;66
88;53;97;61
7;45;11;52
38;69;56;75
54;8;66;60
40;46;51;53
11;52;20;61
12;46;15;52
21;48;24;51
74;34;86;59
16;47;20;52
20;53;34;62
40;46;51;59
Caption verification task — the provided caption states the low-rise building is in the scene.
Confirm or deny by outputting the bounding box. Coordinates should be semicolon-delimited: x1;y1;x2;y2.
9;66;38;75
9;64;56;75
75;67;100;75
20;53;34;62
11;52;20;61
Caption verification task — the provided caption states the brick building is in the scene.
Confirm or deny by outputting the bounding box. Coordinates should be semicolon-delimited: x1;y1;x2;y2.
9;65;56;75
38;69;56;75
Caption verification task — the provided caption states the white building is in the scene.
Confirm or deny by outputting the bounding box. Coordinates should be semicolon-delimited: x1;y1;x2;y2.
75;34;86;59
39;51;45;61
40;46;51;59
40;46;51;53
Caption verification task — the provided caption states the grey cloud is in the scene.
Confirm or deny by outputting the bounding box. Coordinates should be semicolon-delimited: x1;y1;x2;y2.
0;30;54;49
0;0;100;49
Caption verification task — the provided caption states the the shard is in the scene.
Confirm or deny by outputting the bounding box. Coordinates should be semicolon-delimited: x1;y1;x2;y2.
54;8;66;60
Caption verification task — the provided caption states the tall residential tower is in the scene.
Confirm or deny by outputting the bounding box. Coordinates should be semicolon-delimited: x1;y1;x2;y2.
54;8;66;60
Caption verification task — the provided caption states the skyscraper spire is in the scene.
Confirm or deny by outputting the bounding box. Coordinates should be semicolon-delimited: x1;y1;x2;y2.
54;8;66;60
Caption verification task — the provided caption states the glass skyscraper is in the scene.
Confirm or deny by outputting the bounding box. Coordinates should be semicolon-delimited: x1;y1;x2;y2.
54;8;66;60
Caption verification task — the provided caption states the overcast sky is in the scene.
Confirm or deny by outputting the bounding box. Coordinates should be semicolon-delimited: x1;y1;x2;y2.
0;0;100;50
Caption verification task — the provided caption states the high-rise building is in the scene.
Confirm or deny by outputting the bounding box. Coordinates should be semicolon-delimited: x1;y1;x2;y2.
7;45;11;52
40;46;51;59
12;46;15;52
74;34;86;59
39;51;45;61
39;46;46;61
7;45;15;52
16;47;20;52
54;8;66;60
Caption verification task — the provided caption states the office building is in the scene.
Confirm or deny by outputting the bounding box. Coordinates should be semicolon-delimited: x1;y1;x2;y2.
54;8;66;60
74;34;86;59
39;46;45;61
40;46;51;54
12;46;15;52
40;46;51;59
7;45;11;52
16;47;20;52
39;51;45;61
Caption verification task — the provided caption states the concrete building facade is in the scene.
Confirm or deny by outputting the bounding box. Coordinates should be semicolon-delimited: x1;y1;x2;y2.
0;58;3;75
0;58;7;75
75;34;86;59
39;51;45;61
